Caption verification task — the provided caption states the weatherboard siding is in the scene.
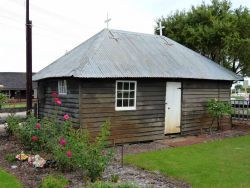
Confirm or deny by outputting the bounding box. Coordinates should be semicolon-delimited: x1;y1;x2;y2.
181;80;232;135
38;79;80;124
37;78;232;143
80;79;165;143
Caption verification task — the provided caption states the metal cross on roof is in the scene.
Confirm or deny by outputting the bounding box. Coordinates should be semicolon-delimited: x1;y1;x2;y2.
157;21;165;36
104;13;111;29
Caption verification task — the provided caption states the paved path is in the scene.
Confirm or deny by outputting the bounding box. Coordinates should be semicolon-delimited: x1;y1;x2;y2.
0;124;6;133
0;111;26;124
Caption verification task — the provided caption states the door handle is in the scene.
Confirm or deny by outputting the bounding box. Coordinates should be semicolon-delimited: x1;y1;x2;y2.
168;107;170;109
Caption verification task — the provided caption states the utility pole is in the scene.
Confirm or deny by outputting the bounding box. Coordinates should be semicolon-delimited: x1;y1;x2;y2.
26;0;32;115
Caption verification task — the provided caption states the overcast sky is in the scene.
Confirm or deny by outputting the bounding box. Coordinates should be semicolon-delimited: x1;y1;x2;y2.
0;0;249;73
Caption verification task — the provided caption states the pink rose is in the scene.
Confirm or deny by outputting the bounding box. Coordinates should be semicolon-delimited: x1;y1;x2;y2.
63;114;70;121
54;98;62;105
51;91;58;98
59;138;67;147
67;150;72;158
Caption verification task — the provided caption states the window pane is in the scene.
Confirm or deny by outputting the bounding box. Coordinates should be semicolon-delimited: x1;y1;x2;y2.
123;91;129;98
117;99;122;107
123;99;129;107
117;91;122;98
129;91;135;98
130;82;135;90
129;99;134;107
124;82;129;90
117;82;123;90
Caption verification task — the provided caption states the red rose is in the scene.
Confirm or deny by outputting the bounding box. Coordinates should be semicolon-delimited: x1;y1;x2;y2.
35;123;41;129
31;135;38;142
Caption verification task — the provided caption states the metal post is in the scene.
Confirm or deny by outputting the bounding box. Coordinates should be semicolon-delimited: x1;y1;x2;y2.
26;0;33;115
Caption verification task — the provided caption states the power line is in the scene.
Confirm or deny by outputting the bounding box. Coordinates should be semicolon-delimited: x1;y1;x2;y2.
8;0;96;29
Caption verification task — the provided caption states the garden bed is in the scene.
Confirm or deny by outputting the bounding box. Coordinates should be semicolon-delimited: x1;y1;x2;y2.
0;129;189;188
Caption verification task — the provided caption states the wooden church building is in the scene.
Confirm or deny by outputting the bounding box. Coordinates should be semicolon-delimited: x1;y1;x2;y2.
33;29;242;143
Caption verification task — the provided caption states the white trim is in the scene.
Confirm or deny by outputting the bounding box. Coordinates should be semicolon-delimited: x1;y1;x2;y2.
115;80;137;111
58;80;67;95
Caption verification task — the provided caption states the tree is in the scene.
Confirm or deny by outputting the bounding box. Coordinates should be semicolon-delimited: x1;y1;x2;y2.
235;84;243;92
156;0;250;76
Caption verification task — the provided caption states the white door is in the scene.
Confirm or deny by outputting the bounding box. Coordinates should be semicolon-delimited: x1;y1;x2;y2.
165;82;181;134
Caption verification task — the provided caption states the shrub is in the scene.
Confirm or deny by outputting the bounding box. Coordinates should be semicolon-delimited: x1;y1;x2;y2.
5;154;16;163
14;115;61;152
0;93;7;109
207;99;232;133
76;121;113;182
110;174;119;183
39;175;69;188
5;114;22;136
6;92;113;182
51;120;113;181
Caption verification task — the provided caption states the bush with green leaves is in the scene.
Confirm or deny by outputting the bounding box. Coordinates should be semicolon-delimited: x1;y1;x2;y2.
39;175;69;188
5;114;22;136
52;120;113;181
0;93;7;109
6;92;113;182
207;98;232;134
5;154;16;163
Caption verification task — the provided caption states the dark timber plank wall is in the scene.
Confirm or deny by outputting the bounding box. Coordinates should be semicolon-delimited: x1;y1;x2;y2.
38;79;80;124
80;79;166;144
181;80;232;135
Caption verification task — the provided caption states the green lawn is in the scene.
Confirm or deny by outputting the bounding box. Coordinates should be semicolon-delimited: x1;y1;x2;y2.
125;135;250;188
0;168;22;188
2;103;26;109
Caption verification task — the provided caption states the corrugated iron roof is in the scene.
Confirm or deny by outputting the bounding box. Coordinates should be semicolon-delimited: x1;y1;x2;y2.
33;29;242;81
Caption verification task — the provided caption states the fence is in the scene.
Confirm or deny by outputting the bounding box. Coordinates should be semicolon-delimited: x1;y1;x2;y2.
231;100;250;121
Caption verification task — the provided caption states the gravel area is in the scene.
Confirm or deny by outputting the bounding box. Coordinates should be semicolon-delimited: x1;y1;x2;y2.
104;161;189;188
102;143;190;188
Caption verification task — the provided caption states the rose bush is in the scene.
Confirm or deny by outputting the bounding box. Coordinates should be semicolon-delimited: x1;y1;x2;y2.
6;92;113;182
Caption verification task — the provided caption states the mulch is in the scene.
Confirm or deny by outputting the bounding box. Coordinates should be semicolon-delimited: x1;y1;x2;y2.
0;121;250;188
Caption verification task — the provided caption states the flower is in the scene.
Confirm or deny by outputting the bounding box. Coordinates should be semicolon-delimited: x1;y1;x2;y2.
63;114;70;120
31;135;38;142
59;138;67;147
35;123;41;129
54;98;62;105
66;150;72;158
51;91;58;98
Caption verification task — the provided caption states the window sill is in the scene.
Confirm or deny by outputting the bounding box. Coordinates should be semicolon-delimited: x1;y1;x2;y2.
115;107;136;111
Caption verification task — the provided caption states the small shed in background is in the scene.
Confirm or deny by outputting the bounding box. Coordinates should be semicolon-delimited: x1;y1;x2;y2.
0;72;37;100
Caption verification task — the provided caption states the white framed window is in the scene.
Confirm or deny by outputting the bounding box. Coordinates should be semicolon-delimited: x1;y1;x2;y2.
115;80;137;111
58;80;67;95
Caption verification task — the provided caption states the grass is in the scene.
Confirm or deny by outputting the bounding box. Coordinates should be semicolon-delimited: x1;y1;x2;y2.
125;135;250;188
2;103;26;109
0;168;22;188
